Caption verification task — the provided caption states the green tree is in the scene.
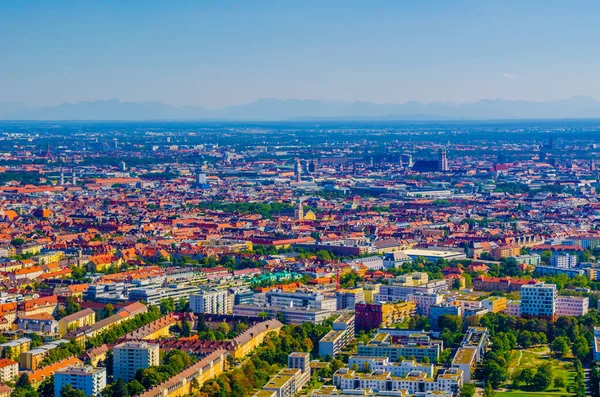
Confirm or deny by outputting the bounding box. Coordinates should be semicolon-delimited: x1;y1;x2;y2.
126;381;145;397
550;336;570;358
38;375;54;397
60;385;85;397
217;321;230;335
103;303;115;318
532;363;553;391
483;382;496;397
159;298;176;315
553;376;566;389
182;321;192;337
16;374;32;389
461;384;476;397
572;336;590;361
437;314;462;333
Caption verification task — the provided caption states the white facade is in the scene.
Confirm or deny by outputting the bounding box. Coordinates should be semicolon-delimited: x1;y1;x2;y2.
113;341;159;382
0;359;18;382
556;296;589;317
54;366;107;397
504;300;521;317
406;293;443;316
348;357;434;378
520;283;557;319
190;289;230;314
550;254;577;268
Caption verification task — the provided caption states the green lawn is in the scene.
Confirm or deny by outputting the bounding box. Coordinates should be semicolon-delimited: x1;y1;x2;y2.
498;347;576;397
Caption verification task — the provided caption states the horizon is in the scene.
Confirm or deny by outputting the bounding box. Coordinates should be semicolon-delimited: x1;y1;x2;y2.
3;1;600;108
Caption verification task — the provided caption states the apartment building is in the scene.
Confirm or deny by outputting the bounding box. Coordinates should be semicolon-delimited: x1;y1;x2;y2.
357;333;442;363
375;279;448;302
254;290;337;311
58;308;96;337
407;293;443;316
520;282;557;321
54;366;107;397
348;357;434;378
355;301;416;331
335;288;364;310
481;296;507;313
556;295;589;317
319;313;355;358
333;368;462;396
504;300;521;317
429;303;462;331
550;253;577;268
190;289;230;314
232;304;332;324
0;359;18;382
113;341;160;382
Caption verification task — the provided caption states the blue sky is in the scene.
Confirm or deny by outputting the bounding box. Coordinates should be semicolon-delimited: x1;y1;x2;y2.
1;1;599;108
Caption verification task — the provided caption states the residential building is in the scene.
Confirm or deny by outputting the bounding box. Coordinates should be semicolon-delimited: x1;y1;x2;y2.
550;253;578;268
232;304;332;324
348;357;434;378
190;289;230;314
520;282;557;321
319;313;355;358
17;313;58;334
407;293;443;316
355;301;416;331
504;300;521;317
0;359;18;382
481;296;507;313
54;366;107;397
113;341;160;382
335;288;364;310
58;308;96;337
556;296;589;317
357;333;442;363
429;303;462;331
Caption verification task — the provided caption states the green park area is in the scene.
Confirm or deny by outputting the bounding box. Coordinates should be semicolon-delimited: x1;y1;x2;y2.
496;346;578;397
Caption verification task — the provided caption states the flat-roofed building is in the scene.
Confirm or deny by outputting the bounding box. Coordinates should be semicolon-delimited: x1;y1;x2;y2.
113;341;159;382
54;366;107;397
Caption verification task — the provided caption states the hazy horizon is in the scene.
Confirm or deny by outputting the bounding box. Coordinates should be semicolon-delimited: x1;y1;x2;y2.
3;1;600;108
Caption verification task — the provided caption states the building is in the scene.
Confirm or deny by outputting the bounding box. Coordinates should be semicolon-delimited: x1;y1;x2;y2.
357;333;442;363
556;296;589;317
355;301;416;331
550;253;578;268
54;366;107;397
113;341;159;382
481;296;507;313
375;280;448;303
491;244;521;260
333;367;462;396
262;368;302;397
287;352;311;391
451;347;477;382
348;357;434;378
513;254;541;266
17;313;58;334
429;303;462;331
520;282;557;321
190;289;230;314
58;308;96;337
254;290;336;311
461;327;489;361
473;276;538;292
407;293;443;316
593;328;600;362
232;304;332;324
319;313;355;358
336;288;364;310
403;249;466;262
0;359;18;383
504;300;521;317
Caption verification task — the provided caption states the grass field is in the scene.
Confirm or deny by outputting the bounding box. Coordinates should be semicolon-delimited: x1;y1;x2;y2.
496;346;576;397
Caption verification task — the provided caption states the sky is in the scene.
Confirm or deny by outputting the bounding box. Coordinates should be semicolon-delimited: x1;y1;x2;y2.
1;0;600;108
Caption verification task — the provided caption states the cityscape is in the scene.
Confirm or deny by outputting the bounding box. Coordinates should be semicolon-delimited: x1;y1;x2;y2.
0;119;597;397
3;2;600;397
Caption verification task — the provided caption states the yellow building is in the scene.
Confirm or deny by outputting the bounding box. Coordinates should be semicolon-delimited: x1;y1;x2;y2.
381;301;417;327
395;272;429;286
481;296;507;313
58;308;96;337
230;319;283;360
362;284;380;303
32;251;64;265
0;338;31;361
138;349;226;397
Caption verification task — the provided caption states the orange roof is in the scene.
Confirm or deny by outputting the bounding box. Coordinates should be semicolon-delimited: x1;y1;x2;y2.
0;359;17;369
29;356;83;383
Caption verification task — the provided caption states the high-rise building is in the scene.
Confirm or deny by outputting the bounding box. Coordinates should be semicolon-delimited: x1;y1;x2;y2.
438;148;449;171
54;366;107;397
113;341;159;382
190;289;229;314
295;159;302;183
520;282;557;321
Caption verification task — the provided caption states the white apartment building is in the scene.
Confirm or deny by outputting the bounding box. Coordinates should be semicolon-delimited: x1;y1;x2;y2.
190;289;230;314
54;366;107;397
334;368;462;395
406;293;443;316
520;283;557;320
550;254;577;268
0;359;18;382
113;341;159;382
319;313;355;358
254;290;336;311
556;295;589;317
348;357;434;378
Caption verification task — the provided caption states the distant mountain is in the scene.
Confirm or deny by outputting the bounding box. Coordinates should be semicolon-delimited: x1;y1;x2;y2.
4;96;600;121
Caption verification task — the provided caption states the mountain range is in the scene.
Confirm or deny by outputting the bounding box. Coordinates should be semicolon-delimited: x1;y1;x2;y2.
3;96;600;121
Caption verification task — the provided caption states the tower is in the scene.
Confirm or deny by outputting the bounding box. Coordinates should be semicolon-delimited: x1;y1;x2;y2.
294;199;304;220
59;168;64;186
438;148;449;172
72;169;77;185
120;161;126;172
295;159;302;183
